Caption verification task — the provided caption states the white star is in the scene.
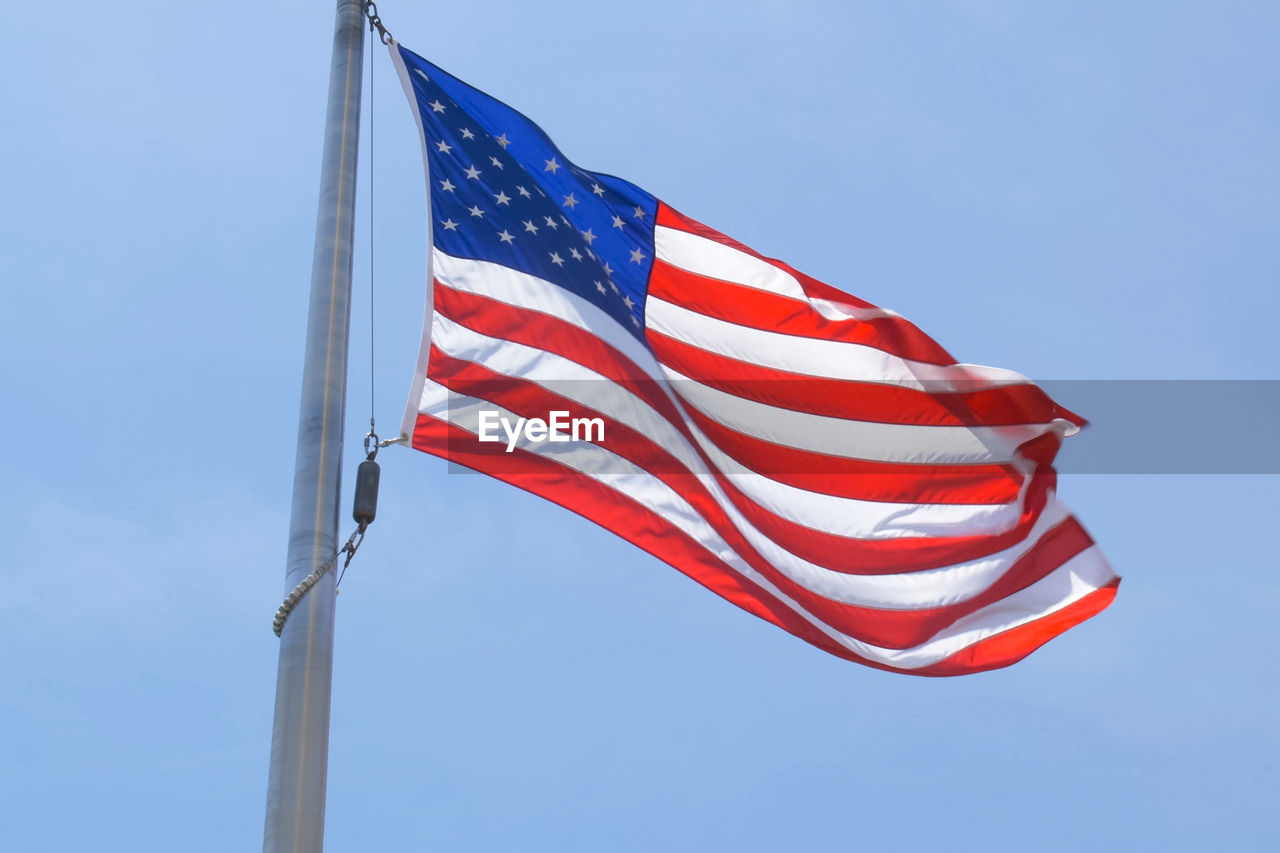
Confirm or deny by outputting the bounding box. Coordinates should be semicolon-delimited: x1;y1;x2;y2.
495;133;511;149
611;214;625;229
436;140;452;154
516;185;532;199
494;190;511;206
544;157;561;173
610;280;620;294
464;165;482;180
489;156;504;170
498;229;515;244
623;295;635;309
469;205;484;218
440;218;458;231
561;215;572;226
439;178;456;192
630;248;647;264
581;228;596;245
460;127;475;140
543;216;558;229
562;193;579;209
570;247;583;260
591;183;606;197
429;99;446;113
633;205;646;219
595;280;607;294
550;252;565;267
602;262;614;277
631;314;640;327
523;220;539;234
414;69;430;82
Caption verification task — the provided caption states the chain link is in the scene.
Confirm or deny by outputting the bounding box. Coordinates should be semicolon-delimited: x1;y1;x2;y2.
365;1;392;44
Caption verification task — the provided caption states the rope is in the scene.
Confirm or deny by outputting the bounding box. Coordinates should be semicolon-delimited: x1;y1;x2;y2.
368;15;377;442
273;525;367;637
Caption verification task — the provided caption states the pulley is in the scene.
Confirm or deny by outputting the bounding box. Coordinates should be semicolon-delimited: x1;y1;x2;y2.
354;431;382;528
353;457;380;528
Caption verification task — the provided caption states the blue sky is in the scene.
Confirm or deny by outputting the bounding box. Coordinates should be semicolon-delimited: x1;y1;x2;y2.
3;1;1277;849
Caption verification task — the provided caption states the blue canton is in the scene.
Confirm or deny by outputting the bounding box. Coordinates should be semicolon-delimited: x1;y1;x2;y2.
398;46;658;340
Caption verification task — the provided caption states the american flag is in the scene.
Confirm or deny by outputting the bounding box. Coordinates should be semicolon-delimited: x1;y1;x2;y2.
389;42;1119;675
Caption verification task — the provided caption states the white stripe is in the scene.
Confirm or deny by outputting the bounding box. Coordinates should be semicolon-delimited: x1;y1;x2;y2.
647;294;1032;392
677;433;1075;611
389;41;439;442
422;384;1115;668
662;366;1053;465
655;224;812;301
809;298;903;323
716;492;1075;612
655;224;1039;390
426;312;705;470
433;250;662;381
903;546;1114;667
654;225;957;353
675;408;1080;612
682;414;1026;538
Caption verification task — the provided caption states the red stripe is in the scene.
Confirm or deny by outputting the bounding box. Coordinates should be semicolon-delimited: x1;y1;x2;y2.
700;446;1056;578
655;203;877;309
435;279;653;385
428;347;691;480
654;204;1086;430
412;413;1115;672
648;258;955;366
728;512;1096;650
648;324;1080;429
655;204;1058;390
916;579;1120;676
679;403;1024;506
434;281;684;424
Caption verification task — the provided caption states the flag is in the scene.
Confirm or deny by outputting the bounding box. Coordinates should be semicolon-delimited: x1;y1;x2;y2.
388;41;1119;676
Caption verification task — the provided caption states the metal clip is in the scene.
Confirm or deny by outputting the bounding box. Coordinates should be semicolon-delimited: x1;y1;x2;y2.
343;526;367;569
378;432;409;449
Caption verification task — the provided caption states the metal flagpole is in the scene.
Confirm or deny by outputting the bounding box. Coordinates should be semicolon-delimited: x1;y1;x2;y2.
264;1;365;850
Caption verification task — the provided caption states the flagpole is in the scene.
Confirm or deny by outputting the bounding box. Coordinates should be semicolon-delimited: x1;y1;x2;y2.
264;1;365;850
